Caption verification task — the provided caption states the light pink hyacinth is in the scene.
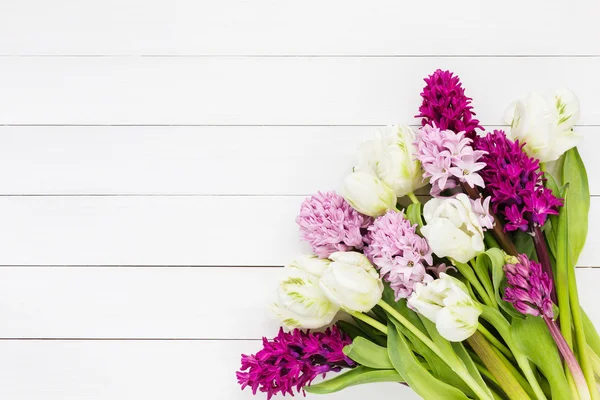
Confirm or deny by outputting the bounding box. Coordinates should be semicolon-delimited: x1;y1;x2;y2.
415;124;486;196
365;211;433;300
296;191;371;258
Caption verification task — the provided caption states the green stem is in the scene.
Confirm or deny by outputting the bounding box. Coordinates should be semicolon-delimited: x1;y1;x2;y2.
378;300;493;400
346;310;388;335
544;315;591;400
568;264;599;399
587;345;600;377
470;259;499;309
407;191;420;205
455;261;494;307
481;306;548;400
556;191;573;349
467;331;532;400
490;346;536;399
539;163;547;173
478;323;514;362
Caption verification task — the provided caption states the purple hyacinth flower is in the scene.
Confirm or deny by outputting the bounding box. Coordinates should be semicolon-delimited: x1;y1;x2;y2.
415;125;486;196
416;69;483;139
503;254;554;318
364;211;434;299
296;191;372;258
475;130;563;232
236;327;354;399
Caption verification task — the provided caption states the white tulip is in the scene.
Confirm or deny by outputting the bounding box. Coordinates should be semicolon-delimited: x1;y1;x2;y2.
289;254;331;277
355;125;427;197
319;251;384;312
504;89;582;162
272;257;339;329
421;194;485;263
408;273;482;342
341;172;397;217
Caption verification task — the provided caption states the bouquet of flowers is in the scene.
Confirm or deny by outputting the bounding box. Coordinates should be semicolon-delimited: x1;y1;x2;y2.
236;70;599;400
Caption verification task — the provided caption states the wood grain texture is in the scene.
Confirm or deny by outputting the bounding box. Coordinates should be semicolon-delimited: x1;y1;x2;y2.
2;1;600;399
0;267;598;340
0;125;597;195
0;0;598;56
0;195;598;267
0;57;599;125
0;339;416;400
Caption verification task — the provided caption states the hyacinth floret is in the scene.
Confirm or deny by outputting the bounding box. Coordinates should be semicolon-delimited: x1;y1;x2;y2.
296;191;371;258
417;69;483;138
365;210;433;299
503;254;554;318
475;130;563;231
237;327;354;399
415;125;486;196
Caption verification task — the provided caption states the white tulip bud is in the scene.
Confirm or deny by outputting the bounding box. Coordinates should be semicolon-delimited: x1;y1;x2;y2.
341;172;397;217
319;251;384;312
355;125;427;197
421;194;485;263
504;89;582;162
408;273;482;342
272;256;339;329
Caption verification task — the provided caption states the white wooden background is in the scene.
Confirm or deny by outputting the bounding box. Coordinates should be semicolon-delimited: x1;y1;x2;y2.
0;1;599;399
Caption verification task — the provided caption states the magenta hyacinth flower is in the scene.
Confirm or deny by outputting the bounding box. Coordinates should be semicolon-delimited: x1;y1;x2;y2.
237;327;354;399
296;191;371;258
503;254;554;318
415;125;486;196
475;130;563;231
416;69;483;139
365;211;433;300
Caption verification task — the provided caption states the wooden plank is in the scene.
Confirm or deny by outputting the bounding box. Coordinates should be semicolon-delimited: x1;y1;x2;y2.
0;1;598;56
0;339;414;399
0;195;598;266
0;57;599;125
0;267;598;339
0;126;597;195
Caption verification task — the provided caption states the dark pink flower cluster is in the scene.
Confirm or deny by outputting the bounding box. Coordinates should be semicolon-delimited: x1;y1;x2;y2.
237;327;354;399
503;254;554;318
415;125;486;196
364;211;433;300
474;130;562;231
416;69;483;139
296;191;371;258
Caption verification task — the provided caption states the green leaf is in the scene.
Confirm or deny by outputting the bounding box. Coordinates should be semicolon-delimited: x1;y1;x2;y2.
336;320;368;341
352;316;387;347
387;319;471;400
512;230;536;261
343;337;394;370
406;203;424;230
511;317;571;399
305;366;404;394
381;296;470;393
543;170;564;259
582;308;600;358
452;342;495;399
419;316;491;399
562;147;590;265
479;248;523;319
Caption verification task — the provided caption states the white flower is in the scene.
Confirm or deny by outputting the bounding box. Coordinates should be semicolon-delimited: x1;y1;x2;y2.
272;256;339;329
319;251;384;312
355;125;427;197
504;89;582;162
341;172;397;217
408;273;482;342
421;194;485;263
289;254;331;277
